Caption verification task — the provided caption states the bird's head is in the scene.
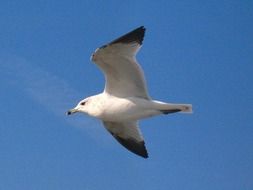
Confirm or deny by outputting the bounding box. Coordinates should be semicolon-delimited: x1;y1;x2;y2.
67;98;89;115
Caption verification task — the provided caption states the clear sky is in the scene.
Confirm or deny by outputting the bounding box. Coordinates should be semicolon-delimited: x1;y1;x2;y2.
0;0;252;189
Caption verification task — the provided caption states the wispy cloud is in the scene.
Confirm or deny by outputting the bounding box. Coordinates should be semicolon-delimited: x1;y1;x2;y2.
0;55;106;141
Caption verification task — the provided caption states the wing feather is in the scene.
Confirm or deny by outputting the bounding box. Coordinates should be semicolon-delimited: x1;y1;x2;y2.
91;26;150;99
103;121;148;158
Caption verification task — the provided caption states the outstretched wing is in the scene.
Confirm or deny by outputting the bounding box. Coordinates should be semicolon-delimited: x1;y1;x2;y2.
91;26;150;99
103;121;148;158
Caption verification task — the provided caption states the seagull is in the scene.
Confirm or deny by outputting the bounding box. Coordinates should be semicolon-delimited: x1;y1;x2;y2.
67;26;192;158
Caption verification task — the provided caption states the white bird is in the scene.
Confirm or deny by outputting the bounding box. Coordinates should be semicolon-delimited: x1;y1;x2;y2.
67;26;192;158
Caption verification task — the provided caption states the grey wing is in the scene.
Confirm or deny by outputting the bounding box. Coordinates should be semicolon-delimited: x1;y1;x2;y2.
103;121;148;158
91;26;150;99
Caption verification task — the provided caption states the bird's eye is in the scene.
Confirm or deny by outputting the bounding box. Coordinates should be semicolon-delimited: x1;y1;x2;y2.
80;102;86;106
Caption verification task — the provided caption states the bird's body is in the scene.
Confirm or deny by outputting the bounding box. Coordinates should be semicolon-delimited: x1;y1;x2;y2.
68;26;192;158
85;94;158;122
81;93;191;122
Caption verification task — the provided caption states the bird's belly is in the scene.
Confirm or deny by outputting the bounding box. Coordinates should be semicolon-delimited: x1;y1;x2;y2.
99;97;160;122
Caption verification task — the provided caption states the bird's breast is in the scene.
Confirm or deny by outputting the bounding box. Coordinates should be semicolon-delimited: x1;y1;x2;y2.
96;96;160;122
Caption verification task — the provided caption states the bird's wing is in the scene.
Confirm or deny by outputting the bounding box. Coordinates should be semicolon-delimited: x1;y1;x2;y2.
91;26;150;99
103;121;148;158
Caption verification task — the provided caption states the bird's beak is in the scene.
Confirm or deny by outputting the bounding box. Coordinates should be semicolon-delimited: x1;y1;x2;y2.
66;108;78;115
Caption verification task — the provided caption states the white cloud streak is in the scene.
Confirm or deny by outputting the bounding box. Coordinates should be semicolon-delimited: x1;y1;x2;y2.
0;55;107;142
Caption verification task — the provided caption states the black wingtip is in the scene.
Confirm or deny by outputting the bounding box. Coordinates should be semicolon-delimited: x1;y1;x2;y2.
161;109;181;115
141;141;149;158
113;135;149;159
136;140;149;158
109;26;146;46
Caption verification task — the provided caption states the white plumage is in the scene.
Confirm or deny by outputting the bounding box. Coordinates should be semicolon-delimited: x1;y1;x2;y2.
68;26;192;158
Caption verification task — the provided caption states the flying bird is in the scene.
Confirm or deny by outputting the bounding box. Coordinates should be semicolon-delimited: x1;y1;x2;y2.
67;26;192;158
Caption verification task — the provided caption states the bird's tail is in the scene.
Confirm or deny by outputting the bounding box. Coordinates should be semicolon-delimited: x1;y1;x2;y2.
152;101;193;114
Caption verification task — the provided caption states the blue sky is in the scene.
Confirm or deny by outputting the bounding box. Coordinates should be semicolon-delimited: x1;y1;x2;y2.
1;0;252;189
